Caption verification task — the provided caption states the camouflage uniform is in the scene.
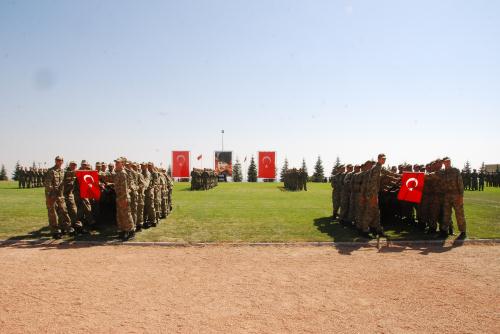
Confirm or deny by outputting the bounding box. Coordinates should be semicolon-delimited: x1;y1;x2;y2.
143;166;155;224
125;166;138;227
63;165;81;229
114;168;134;232
136;165;147;228
348;169;362;225
442;166;466;234
44;163;72;234
160;171;168;218
339;167;353;222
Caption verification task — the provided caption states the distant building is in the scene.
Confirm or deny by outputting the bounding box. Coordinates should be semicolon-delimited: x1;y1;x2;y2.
485;164;500;173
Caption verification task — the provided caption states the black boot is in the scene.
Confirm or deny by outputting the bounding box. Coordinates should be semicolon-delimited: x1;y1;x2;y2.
52;232;62;240
438;229;449;239
457;232;467;240
359;231;372;239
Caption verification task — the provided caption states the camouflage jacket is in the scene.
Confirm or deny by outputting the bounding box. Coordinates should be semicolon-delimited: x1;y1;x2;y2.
44;166;65;197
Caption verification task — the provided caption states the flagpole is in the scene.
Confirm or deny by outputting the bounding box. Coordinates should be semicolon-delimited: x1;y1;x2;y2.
221;130;224;152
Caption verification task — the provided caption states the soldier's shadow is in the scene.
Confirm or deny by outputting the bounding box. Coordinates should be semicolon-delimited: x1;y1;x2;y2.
313;216;371;255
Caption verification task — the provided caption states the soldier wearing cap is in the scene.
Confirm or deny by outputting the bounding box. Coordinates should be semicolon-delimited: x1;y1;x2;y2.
331;164;346;220
74;160;95;232
114;158;135;240
339;164;354;226
144;162;156;227
348;164;362;226
135;163;147;230
441;157;467;239
44;156;74;238
124;159;139;228
63;161;83;233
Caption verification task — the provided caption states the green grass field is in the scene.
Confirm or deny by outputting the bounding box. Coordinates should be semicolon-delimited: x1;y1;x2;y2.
0;181;499;242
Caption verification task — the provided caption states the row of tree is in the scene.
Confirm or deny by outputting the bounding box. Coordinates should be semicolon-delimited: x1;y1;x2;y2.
231;156;339;183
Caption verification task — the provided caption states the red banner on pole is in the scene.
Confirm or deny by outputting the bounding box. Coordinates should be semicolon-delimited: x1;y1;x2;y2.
172;151;190;178
76;170;101;200
397;172;425;204
258;151;276;179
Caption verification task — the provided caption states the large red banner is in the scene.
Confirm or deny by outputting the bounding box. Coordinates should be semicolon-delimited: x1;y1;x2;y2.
75;170;101;200
172;151;190;178
397;172;425;204
258;151;276;179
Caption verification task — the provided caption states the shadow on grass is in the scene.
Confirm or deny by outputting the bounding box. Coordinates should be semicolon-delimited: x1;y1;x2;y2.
314;216;459;255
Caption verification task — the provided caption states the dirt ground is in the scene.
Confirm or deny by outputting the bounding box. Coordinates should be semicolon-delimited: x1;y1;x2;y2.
0;243;499;334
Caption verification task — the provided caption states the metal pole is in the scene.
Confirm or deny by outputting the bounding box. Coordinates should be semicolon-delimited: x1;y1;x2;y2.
221;130;224;152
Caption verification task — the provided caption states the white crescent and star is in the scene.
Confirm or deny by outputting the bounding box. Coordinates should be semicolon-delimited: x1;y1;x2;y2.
262;156;272;168
405;177;419;191
83;174;94;188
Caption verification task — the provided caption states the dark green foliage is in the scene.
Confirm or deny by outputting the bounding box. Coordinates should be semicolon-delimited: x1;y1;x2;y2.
0;165;7;181
280;158;289;182
301;158;308;176
332;156;341;175
233;159;243;182
12;161;20;181
464;161;471;173
312;156;325;182
247;156;257;182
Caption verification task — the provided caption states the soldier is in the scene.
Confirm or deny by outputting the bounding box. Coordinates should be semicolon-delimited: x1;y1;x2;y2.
125;160;138;228
114;158;135;241
160;169;168;218
136;163;147;230
339;164;354;226
74;160;96;232
478;171;485;191
143;162;156;227
18;166;25;188
471;169;479;191
63;161;84;233
360;154;399;238
166;172;174;213
348;164;362;227
152;166;162;224
441;157;467;239
331;165;345;220
44;156;74;239
358;160;374;234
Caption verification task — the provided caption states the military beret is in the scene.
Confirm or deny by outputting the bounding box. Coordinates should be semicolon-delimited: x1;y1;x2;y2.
442;157;450;161
147;162;154;166
81;160;88;165
338;164;345;168
346;164;353;168
55;156;63;161
114;158;124;163
108;163;114;167
69;161;77;165
96;162;101;166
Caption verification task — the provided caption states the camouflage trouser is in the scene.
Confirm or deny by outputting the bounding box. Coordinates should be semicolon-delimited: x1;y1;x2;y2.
116;197;134;232
332;189;341;217
361;195;381;233
154;189;161;220
46;195;72;233
136;191;145;227
64;193;81;228
129;191;138;226
442;194;466;233
339;189;351;221
419;193;430;228
167;189;173;212
428;193;444;230
144;189;155;222
348;192;360;224
161;190;168;217
76;197;95;227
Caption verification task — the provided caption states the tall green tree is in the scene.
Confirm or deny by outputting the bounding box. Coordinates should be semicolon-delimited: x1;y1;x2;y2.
233;159;243;182
12;161;21;181
301;158;308;176
280;158;289;182
0;164;7;181
312;156;325;182
480;162;486;173
247;156;257;182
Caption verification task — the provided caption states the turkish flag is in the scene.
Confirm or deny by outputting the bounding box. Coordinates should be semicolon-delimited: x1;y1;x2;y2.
76;170;101;200
172;151;190;178
397;172;425;204
258;151;276;179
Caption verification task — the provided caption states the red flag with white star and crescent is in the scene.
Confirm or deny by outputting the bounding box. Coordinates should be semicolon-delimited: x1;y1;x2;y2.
397;172;425;204
258;151;276;179
172;151;190;178
76;170;101;200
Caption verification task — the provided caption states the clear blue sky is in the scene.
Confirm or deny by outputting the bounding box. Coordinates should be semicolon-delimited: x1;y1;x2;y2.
1;0;499;175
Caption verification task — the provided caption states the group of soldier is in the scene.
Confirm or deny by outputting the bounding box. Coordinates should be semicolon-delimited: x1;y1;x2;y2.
462;170;486;191
283;168;308;191
331;154;467;240
485;172;500;187
44;156;173;241
190;168;218;190
16;167;47;188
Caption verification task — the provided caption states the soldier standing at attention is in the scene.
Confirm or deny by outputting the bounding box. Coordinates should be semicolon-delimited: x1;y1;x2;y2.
114;158;135;241
331;165;345;220
135;163;147;230
471;169;479;191
144;162;156;227
63;161;84;234
44;156;74;239
74;160;96;232
339;164;354;226
441;157;467;239
478;171;485;191
124;160;138;228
